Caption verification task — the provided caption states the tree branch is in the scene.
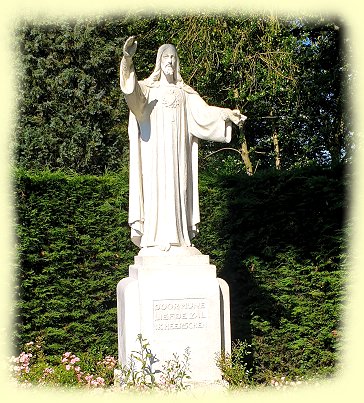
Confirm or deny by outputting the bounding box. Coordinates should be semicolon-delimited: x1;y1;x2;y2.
204;147;242;159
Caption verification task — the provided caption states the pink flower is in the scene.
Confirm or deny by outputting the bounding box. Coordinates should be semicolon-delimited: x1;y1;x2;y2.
63;352;71;358
97;355;117;369
65;364;71;371
61;357;68;363
74;366;81;373
19;352;32;363
96;377;105;386
85;374;93;383
70;357;80;364
43;367;54;375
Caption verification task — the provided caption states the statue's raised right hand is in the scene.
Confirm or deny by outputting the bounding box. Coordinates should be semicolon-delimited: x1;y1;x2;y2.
123;36;138;58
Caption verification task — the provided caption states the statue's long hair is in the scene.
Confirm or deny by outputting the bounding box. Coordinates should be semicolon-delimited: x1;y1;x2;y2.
145;44;184;86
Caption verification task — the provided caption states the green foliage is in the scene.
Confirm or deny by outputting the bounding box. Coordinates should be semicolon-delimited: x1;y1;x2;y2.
246;250;344;382
14;165;347;382
13;13;351;174
160;348;191;391
13;168;137;356
14;18;129;174
10;334;191;391
195;163;348;382
120;334;159;389
180;14;351;172
9;336;117;388
216;339;253;388
12;10;349;387
117;334;191;391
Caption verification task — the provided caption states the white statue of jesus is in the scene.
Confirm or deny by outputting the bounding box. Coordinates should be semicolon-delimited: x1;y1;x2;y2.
120;36;246;254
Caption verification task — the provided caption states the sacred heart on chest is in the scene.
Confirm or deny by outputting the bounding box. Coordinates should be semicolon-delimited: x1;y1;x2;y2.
161;87;182;108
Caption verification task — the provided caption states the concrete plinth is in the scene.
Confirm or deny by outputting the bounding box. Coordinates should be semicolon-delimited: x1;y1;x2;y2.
116;251;230;383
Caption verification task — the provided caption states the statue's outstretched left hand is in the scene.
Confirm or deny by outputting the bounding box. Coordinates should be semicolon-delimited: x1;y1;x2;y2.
229;109;247;127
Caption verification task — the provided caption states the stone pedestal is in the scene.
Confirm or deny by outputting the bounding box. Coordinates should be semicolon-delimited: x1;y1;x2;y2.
116;248;231;383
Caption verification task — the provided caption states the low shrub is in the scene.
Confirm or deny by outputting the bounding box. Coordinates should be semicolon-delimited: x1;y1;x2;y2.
10;335;191;392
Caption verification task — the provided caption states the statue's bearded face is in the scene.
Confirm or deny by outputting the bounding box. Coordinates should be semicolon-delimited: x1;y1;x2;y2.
161;47;177;78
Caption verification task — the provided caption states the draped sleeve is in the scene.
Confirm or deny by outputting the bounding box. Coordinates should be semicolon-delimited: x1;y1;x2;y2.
185;91;232;143
120;57;148;121
184;90;233;244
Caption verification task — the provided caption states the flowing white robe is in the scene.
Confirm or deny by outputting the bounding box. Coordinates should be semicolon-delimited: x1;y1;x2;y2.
121;66;232;249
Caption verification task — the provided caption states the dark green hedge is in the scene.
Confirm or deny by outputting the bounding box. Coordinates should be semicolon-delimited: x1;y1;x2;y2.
13;168;137;357
196;164;347;380
14;165;348;380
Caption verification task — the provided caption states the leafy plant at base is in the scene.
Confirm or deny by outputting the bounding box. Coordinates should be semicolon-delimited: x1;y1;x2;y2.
216;339;253;388
9;338;117;388
159;347;191;391
119;334;159;389
118;334;191;391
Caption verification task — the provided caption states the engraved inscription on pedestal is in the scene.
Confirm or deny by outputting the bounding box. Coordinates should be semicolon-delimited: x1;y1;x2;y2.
153;298;208;331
